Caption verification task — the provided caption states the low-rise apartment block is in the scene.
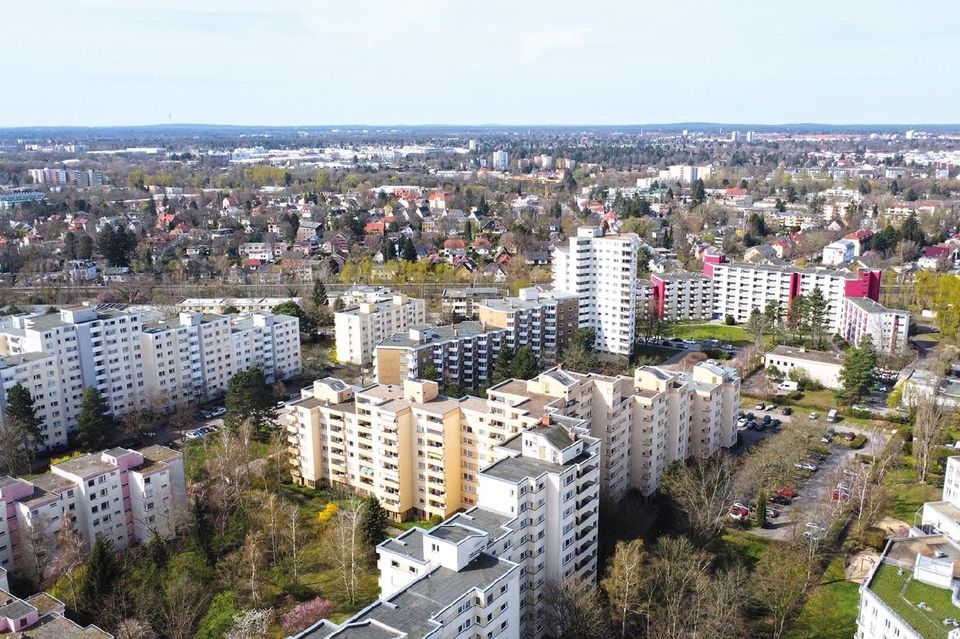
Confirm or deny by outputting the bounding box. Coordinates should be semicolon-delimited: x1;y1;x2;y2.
0;568;111;638
0;306;300;446
441;287;502;319
293;412;601;639
841;297;910;356
649;272;714;321
476;288;579;365
0;445;184;576
374;322;509;387
176;296;302;314
335;295;426;365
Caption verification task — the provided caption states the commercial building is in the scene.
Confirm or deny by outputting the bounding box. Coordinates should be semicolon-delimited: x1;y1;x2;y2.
553;227;640;356
763;346;845;389
335;295;426;365
649;272;715;321
477;288;580;364
0;445;184;576
176;297;302;315
374;322;509;387
440;287;502;319
0;306;300;448
293;412;601;639
706;259;881;332
841;297;911;356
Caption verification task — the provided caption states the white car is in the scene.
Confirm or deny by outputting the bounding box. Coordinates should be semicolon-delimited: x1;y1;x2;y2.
794;462;818;472
209;406;226;418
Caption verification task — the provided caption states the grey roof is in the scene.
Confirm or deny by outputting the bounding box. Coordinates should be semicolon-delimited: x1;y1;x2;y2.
716;261;864;279
379;528;427;563
53;453;116;479
378;321;503;349
844;296;908;315
0;351;54;367
346;554;515;639
441;508;514;541
481;450;585;483
766;345;845;366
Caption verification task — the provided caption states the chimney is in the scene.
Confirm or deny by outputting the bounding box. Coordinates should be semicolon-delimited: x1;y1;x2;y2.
541;414;551;428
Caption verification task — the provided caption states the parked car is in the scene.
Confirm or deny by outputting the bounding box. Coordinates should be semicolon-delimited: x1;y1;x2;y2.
765;403;777;411
844;432;857;441
809;411;819;420
765;508;780;519
728;505;750;520
781;407;793;416
820;436;832;444
826;409;839;422
770;418;782;428
826;427;837;436
755;402;765;410
761;414;772;423
795;462;818;472
777;488;798;498
804;522;828;538
832;488;851;501
769;494;791;506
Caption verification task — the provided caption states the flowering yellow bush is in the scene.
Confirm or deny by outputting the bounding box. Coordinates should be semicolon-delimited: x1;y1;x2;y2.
317;502;338;524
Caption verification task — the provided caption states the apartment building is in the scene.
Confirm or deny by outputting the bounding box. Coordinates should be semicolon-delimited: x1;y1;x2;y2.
706;260;881;332
288;360;739;521
0;569;111;638
856;534;960;639
374;322;509;387
841;297;911;356
335;295;427;365
477;288;580;364
0;445;183;576
176;297;302;315
0;306;301;438
919;456;960;542
763;346;845;389
441;287;502;319
553;227;640;356
649;272;715;321
293;413;601;639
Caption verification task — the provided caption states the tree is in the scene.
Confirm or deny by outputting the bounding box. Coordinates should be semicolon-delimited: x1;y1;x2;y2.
400;236;418;262
543;578;610;639
561;328;597;373
80;536;119;619
117;620;157;639
4;381;41;450
224;367;277;432
226;609;272;639
64;231;78;260
196;591;240;639
190;495;214;564
746;308;766;348
97;224;138;267
421;365;439;382
511;346;539;379
837;337;877;404
491;347;514;384
272;300;316;336
806;287;829;347
312;279;328;307
361;496;389;550
281;598;332;635
76;386;113;452
690;178;706;205
332;502;364;605
601;539;645;639
659;455;737;541
78;234;94;259
914;393;943;484
383;237;397;261
751;550;810;639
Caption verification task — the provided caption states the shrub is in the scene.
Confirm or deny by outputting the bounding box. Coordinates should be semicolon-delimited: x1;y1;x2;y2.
281;597;332;634
316;502;338;524
845;434;867;449
725;315;736;326
786;390;804;400
765;365;784;381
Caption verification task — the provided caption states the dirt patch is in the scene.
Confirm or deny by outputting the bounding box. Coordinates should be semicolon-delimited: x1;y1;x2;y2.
876;516;911;538
846;550;880;583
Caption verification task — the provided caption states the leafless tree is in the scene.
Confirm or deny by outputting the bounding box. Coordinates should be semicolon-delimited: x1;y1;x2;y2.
22;515;57;583
660;454;737;541
543;577;610;639
643;537;711;639
49;516;87;608
601;539;646;639
751;549;811;639
332;502;364;605
286;501;309;585
155;571;209;639
242;532;266;606
914;392;943;484
116;619;157;639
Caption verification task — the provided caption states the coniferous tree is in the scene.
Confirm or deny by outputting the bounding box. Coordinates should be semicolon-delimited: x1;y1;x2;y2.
511;346;539;380
401;236;418;262
312;279;327;307
492;347;514;384
224;367;277;431
5;382;41;439
361;496;389;549
80;536;119;619
76;386;112;452
838;336;877;404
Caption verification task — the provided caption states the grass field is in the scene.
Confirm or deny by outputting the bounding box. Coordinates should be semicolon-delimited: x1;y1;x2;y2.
868;562;952;639
786;556;860;639
668;323;751;346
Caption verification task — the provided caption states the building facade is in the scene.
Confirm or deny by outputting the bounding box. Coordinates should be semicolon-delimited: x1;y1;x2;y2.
649;272;714;321
476;288;580;365
440;287;502;320
335;295;427;365
553;227;640;356
763;346;845;389
0;445;184;576
841;297;910;356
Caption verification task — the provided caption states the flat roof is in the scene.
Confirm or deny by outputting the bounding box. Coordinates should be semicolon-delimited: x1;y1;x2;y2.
766;345;845;366
845;296;909;315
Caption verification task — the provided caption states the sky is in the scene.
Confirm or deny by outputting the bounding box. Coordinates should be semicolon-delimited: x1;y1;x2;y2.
4;0;960;127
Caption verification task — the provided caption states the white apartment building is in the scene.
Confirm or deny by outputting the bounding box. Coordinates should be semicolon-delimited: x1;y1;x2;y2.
0;306;301;439
374;323;509;387
919;456;960;542
763;346;845;389
856;533;960;639
335;295;427;365
294;413;601;639
0;577;112;637
553;227;640;356
822;240;856;266
176;297;302;314
440;287;503;320
0;445;184;576
708;261;882;333
492;150;510;171
649;272;714;321
661;164;712;184
841;297;911;356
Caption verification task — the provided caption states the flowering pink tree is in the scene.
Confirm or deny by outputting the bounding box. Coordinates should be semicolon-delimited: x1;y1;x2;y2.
281;597;332;634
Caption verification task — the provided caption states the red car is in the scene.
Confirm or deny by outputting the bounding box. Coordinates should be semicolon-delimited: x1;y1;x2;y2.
777;488;798;498
728;505;750;520
844;432;856;441
832;489;851;501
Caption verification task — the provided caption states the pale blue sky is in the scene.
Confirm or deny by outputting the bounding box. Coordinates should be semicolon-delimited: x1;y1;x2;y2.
4;0;959;126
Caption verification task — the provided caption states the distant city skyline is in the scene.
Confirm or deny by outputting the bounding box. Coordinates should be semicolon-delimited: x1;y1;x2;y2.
5;0;960;127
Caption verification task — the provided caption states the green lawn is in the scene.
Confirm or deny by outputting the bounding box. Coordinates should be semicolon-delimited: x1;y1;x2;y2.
710;530;772;571
868;562;952;639
668;323;751;346
786;556;860;639
884;465;941;523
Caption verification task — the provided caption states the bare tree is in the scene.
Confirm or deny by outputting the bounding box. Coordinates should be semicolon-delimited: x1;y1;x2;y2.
116;619;158;639
286;501;309;585
332;502;364;605
22;515;57;583
155;571;209;639
50;516;87;609
601;539;645;639
643;537;711;639
914;393;943;484
543;577;610;639
241;532;266;606
751;549;810;639
660;455;737;541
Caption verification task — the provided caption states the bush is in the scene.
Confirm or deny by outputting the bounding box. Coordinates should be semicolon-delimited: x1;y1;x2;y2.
725;315;736;326
765;365;784;381
844;434;867;449
787;390;804;400
281;597;332;634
